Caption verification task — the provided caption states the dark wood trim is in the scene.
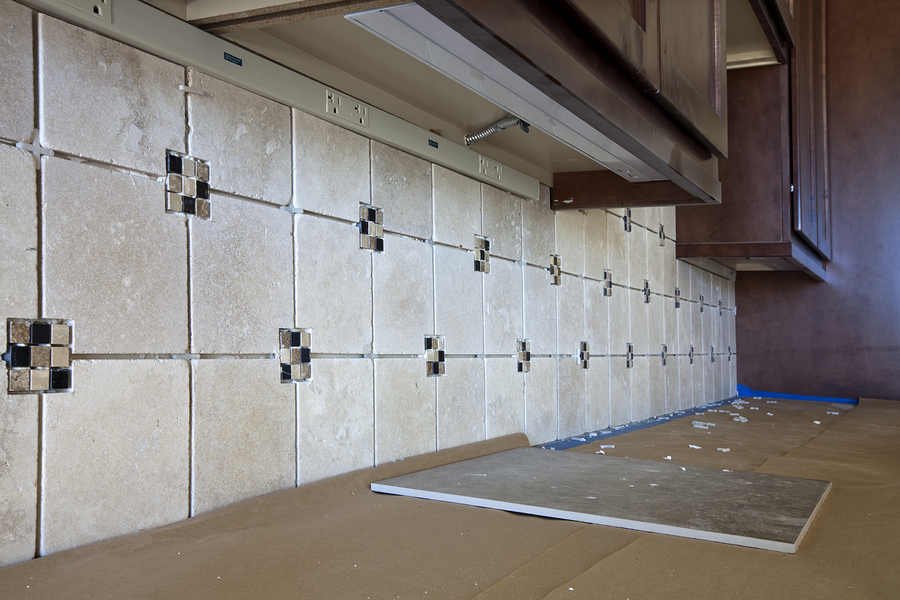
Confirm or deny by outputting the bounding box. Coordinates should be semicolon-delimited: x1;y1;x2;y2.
191;0;399;34
551;170;699;209
747;0;791;63
675;242;794;258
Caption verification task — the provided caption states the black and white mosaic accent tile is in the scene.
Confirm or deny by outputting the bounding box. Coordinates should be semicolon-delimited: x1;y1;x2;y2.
474;235;491;273
279;328;311;383
425;336;445;377
711;346;716;364
661;344;668;366
603;270;613;296
719;299;724;316
517;339;531;373
700;294;705;313
358;204;384;252
643;280;651;303
674;288;681;308
659;225;666;246
579;341;590;370
165;150;210;219
689;345;695;365
549;254;562;286
623;208;632;232
5;319;73;394
728;346;733;362
626;343;634;369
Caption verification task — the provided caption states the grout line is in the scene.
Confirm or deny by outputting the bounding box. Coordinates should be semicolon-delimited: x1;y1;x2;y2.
34;393;44;559
187;358;195;518
32;11;43;559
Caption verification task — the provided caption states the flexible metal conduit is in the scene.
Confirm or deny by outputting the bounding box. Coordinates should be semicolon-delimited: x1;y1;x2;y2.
465;116;530;147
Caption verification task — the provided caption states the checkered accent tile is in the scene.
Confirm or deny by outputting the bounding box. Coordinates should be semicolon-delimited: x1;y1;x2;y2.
549;254;561;286
474;235;491;273
579;341;590;370
674;287;681;308
517;339;531;373
603;270;613;297
661;344;668;366
165;150;210;219
689;345;695;365
659;225;666;246
6;319;73;394
425;335;445;377
279;328;311;383
626;343;634;369
643;280;651;303
358;204;384;252
623;208;632;232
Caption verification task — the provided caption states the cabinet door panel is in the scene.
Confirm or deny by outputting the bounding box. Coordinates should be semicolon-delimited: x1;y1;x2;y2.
657;0;728;158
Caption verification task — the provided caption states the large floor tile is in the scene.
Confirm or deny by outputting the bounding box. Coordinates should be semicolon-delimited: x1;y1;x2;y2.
293;109;369;221
0;378;37;567
374;358;436;464
523;265;557;355
483;259;523;355
437;358;485;450
38;15;185;174
0;0;33;143
521;187;555;266
558;357;586;438
433;165;481;249
192;359;295;515
41;360;189;555
42;158;188;354
556;274;584;357
555;210;584;276
372;234;434;354
1;144;37;324
191;194;293;355
586;356;610;431
485;357;524;439
297;358;374;485
295;214;372;354
482;184;522;261
525;358;557;444
371;141;432;239
187;70;291;205
434;245;483;355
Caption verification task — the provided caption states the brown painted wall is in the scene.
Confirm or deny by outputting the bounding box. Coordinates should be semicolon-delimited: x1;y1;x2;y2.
735;0;900;400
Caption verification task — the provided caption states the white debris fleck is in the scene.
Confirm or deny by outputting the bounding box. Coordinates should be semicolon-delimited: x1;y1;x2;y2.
649;483;659;487
595;450;605;455
753;396;762;400
717;448;731;452
827;412;839;415
814;421;821;424
663;456;672;460
733;416;748;423
750;407;759;410
573;437;586;442
680;466;686;471
689;444;701;449
600;445;615;449
767;412;774;416
767;400;778;404
722;469;733;472
692;421;715;429
589;432;599;437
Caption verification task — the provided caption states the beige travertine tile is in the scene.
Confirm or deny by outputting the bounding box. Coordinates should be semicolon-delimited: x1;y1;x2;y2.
0;377;37;568
664;356;680;413
38;15;185;174
730;353;738;398
483;258;523;355
630;207;657;231
485;357;525;439
191;194;293;355
293;109;369;221
192;359;294;515
433;165;481;248
482;184;522;261
693;351;705;409
630;357;651;422
649;296;665;352
437;358;485;450
661;206;676;241
585;279;609;356
1;144;37;324
678;299;693;356
0;0;33;143
584;209;609;280
628;225;649;289
373;234;434;354
435;245;483;354
42;360;189;555
677;259;691;299
629;288;649;356
525;357;557;445
609;357;632;426
608;284;630;356
648;233;665;293
557;274;584;356
43;158;187;354
607;210;629;287
522;186;555;266
297;358;374;485
187;70;291;205
586;356;610;431
555;210;584;276
679;356;694;410
374;359;436;464
295;215;372;354
692;299;704;351
702;353;714;405
690;264;703;303
371;141;432;239
700;269;712;306
648;358;667;417
663;242;678;298
523;265;557;355
558;357;585;438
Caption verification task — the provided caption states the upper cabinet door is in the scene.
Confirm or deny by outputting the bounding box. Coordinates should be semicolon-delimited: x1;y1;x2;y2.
656;0;728;158
562;0;660;92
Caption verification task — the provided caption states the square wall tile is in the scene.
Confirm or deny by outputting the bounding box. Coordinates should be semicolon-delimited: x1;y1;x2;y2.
482;184;522;261
523;265;557;355
664;296;678;356
0;0;33;143
557;274;585;356
525;358;557;445
434;245;483;355
648;298;665;350
371;141;432;239
297;358;374;485
373;234;434;354
438;358;485;450
555;210;584;276
627;226;649;289
187;70;291;205
433;165;481;248
293;109;369;221
485;357;525;439
608;284;631;355
678;296;693;356
0;375;37;567
586;356;610;431
585;279;609;356
38;15;185;174
192;359;295;515
558;357;585;438
677;259;692;300
679;356;694;411
584;209;609;280
609;357;632;426
484;259;523;355
630;357;651;422
607;210;629;288
629;288;649;355
693;351;706;408
661;206;676;241
42;158;188;354
663;241;678;297
374;358;436;464
295;215;372;354
1;144;37;325
191;194;293;354
41;360;189;555
648;359;667;417
648;235;665;294
522;186;555;266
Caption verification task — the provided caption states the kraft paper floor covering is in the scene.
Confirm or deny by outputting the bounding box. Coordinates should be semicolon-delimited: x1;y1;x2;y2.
1;397;898;599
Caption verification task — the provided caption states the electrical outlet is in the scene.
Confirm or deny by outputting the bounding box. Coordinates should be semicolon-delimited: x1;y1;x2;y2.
325;90;370;128
479;156;503;181
59;0;112;23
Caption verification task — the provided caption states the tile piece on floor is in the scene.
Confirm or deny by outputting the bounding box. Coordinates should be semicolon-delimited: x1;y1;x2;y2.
38;14;185;174
425;335;446;377
483;258;523;355
373;234;434;354
187;69;292;205
6;318;73;394
482;184;522;261
437;357;485;450
434;245;483;355
375;358;436;465
517;340;531;373
358;204;385;252
0;0;33;143
522;186;555;266
165;150;211;220
279;328;312;383
485;357;524;440
372;447;832;553
525;357;558;445
371;141;432;239
433;165;481;249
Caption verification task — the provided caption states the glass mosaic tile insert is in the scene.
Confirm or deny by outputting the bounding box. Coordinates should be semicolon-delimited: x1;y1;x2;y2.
603;270;613;297
166;150;211;219
689;345;695;365
659;225;666;246
661;344;668;366
6;319;73;394
728;346;733;362
623;208;632;232
711;346;716;364
719;299;724;316
279;328;311;383
700;294;705;313
517;339;531;373
643;280;651;303
474;235;491;273
549;254;562;286
674;287;681;308
626;343;634;369
359;204;384;252
579;341;590;370
425;335;446;377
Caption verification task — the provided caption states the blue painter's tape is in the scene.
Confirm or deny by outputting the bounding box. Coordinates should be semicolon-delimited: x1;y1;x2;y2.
428;139;439;149
224;52;242;67
737;384;857;405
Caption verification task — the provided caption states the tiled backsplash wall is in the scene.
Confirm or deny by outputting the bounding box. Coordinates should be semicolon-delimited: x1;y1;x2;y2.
0;2;736;566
